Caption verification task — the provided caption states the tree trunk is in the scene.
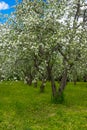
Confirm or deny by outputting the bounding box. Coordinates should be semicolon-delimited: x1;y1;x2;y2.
46;61;52;81
25;74;32;86
40;80;46;93
58;68;67;96
46;60;57;97
34;81;37;87
74;79;77;85
73;72;77;85
83;75;87;82
51;73;57;97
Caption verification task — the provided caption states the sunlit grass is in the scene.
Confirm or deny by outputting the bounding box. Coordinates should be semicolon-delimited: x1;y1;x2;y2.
0;81;87;130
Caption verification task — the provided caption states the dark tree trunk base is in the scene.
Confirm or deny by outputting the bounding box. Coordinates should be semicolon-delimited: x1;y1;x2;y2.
34;81;37;87
40;80;46;93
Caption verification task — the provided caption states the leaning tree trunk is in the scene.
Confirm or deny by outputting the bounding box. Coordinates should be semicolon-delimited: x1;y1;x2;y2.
46;61;57;97
58;68;67;96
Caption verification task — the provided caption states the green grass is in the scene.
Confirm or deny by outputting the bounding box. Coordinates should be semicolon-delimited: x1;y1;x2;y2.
0;81;87;130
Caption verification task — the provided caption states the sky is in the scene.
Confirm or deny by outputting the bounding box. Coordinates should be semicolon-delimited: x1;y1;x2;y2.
0;0;21;15
0;0;46;23
0;0;22;23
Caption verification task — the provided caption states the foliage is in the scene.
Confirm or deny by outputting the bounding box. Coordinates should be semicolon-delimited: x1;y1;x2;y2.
0;0;86;81
0;0;87;98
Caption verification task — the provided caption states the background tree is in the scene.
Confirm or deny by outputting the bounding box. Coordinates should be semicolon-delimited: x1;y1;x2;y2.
0;0;87;102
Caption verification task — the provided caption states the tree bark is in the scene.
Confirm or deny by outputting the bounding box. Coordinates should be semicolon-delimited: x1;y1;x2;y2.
34;81;37;87
51;73;57;97
58;68;67;96
46;60;52;81
74;79;77;85
25;73;32;85
40;79;46;93
73;73;77;85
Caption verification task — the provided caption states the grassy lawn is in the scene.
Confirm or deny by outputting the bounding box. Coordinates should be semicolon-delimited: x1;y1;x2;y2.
0;81;87;130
